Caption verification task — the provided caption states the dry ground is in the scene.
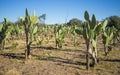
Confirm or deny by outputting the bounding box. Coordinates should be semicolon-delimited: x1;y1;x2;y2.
0;38;120;75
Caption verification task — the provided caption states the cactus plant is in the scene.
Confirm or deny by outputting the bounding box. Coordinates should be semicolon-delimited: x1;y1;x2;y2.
102;26;114;56
20;8;38;59
54;24;66;48
75;11;107;70
0;17;9;50
70;25;80;47
112;26;120;45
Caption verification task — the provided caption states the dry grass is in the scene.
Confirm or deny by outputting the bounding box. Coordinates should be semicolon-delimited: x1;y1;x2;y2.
0;37;120;75
5;68;20;75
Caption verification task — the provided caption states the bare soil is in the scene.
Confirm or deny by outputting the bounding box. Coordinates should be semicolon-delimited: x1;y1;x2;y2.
0;38;120;75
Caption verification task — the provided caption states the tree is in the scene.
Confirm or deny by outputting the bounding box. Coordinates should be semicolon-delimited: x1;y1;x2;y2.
106;16;120;44
67;18;82;26
106;16;120;29
39;14;46;25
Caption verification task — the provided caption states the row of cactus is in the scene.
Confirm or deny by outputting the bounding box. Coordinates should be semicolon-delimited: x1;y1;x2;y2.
0;18;24;49
20;8;38;59
1;9;119;70
10;24;22;40
54;24;66;48
36;25;54;45
75;11;108;70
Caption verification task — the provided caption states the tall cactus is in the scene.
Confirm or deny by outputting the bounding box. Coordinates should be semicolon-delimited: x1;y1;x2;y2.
20;8;38;59
102;26;114;56
0;17;9;50
75;11;107;70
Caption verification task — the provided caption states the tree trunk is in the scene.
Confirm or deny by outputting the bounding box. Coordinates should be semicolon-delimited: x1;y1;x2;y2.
73;36;76;47
55;39;57;48
25;29;29;59
2;40;5;50
25;49;28;59
27;44;30;57
58;43;62;48
106;46;108;55
104;44;108;56
55;33;57;48
92;48;97;66
86;39;90;70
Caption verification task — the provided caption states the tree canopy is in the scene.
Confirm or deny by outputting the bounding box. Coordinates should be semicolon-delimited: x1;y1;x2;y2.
67;18;82;26
106;16;120;30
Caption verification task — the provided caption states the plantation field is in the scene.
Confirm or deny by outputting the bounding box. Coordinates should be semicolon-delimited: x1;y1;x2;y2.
0;8;120;75
0;37;120;75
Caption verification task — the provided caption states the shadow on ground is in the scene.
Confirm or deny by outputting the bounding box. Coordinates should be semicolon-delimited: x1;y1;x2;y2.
32;54;86;66
31;46;86;53
0;46;87;67
0;53;25;60
102;59;120;62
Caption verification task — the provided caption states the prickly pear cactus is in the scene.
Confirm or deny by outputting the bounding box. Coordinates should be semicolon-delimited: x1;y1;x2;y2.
54;24;66;48
102;26;114;55
0;17;9;50
75;11;108;70
20;8;38;59
20;8;38;44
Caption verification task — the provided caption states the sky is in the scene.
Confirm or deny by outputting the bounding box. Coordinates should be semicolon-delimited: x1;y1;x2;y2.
0;0;120;24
